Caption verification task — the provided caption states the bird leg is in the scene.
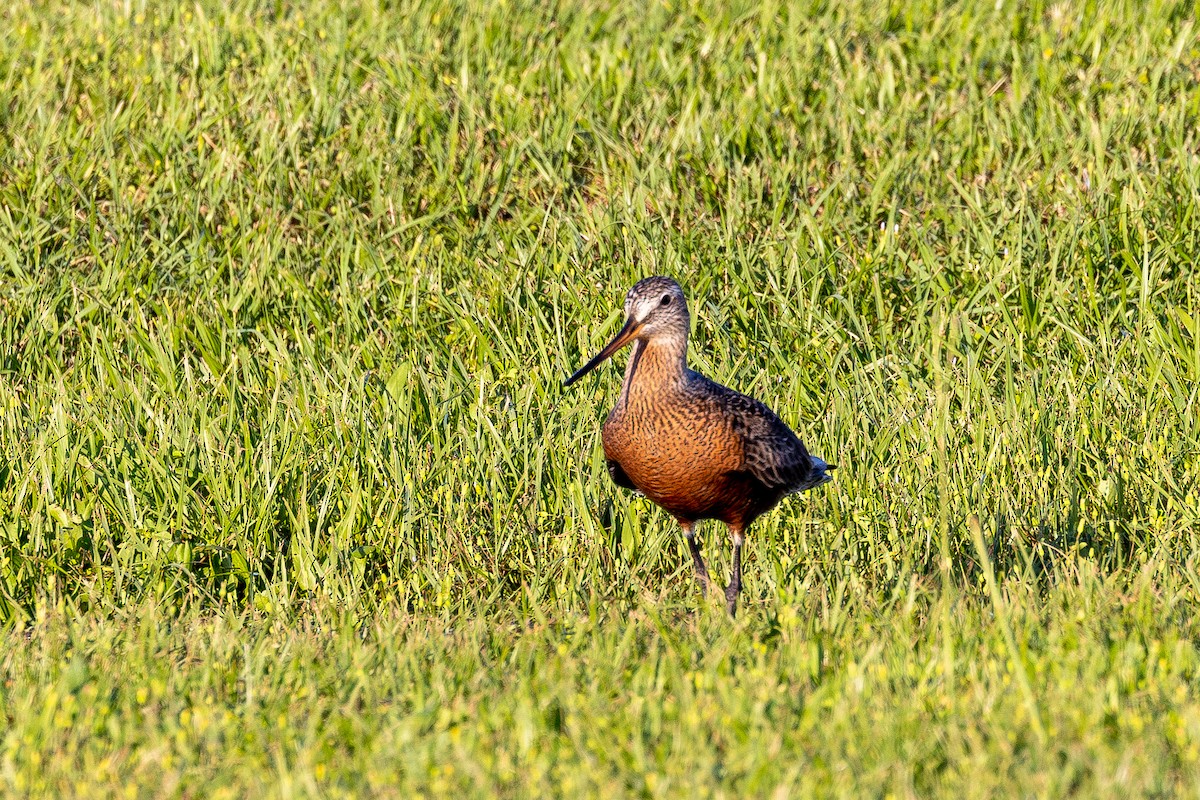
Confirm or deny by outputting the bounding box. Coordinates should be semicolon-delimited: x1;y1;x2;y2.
725;528;744;617
680;521;710;593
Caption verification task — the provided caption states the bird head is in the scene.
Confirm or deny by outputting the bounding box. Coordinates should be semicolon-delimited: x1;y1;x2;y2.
564;276;689;386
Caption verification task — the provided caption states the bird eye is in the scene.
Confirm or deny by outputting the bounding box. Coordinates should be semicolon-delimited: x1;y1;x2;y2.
660;295;672;306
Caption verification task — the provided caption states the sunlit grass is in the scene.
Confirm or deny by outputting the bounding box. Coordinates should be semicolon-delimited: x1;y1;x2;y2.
1;0;1199;796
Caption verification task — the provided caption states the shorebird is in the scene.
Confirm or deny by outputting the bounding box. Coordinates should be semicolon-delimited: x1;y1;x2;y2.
565;276;834;616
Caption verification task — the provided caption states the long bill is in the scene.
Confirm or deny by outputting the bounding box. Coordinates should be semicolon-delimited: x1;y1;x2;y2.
563;316;641;387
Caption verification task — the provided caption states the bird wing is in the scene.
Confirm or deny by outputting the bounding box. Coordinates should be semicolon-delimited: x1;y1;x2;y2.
606;458;638;491
697;375;821;492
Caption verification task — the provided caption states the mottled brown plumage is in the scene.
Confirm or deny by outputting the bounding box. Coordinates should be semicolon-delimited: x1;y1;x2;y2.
565;276;834;615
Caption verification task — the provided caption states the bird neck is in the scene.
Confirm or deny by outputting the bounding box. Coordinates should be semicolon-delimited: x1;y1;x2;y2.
618;336;688;406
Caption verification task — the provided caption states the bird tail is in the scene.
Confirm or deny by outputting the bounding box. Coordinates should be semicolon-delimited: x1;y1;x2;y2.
809;455;836;488
786;455;837;495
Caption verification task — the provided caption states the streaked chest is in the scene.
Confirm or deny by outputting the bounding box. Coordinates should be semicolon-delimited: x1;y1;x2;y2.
601;395;743;499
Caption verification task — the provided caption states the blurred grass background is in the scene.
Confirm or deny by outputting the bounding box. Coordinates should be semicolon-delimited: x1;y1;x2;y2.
1;0;1199;795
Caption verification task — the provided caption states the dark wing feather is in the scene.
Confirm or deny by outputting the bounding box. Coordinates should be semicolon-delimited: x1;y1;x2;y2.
695;375;821;493
606;458;638;491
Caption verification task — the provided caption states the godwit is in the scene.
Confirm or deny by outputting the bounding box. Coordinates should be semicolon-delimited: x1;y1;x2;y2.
565;276;834;616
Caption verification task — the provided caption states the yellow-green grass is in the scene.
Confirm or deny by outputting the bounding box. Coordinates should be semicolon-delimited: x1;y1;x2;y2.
1;0;1199;795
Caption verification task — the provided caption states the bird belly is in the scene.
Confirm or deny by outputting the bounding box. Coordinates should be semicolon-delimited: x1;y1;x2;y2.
602;414;755;523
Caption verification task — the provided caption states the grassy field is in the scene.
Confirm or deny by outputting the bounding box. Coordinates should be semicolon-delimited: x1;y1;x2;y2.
1;0;1199;795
